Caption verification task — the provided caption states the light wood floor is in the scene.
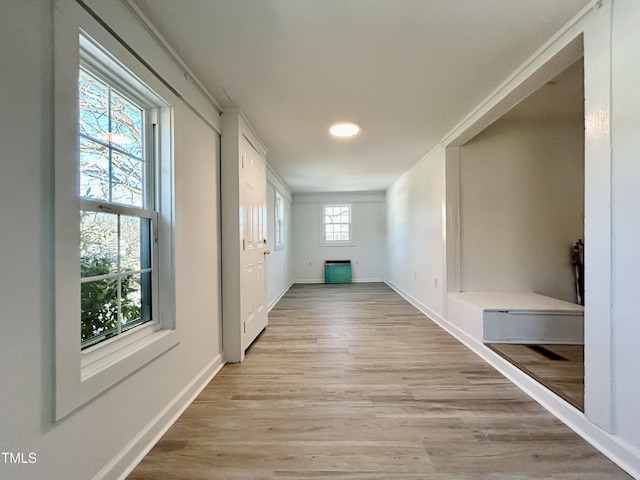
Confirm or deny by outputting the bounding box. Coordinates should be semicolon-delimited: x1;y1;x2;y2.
128;283;630;479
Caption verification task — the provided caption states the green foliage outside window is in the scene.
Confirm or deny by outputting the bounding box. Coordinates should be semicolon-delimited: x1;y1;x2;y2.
80;255;141;347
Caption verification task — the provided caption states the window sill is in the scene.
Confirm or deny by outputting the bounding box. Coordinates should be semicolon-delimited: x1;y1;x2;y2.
56;328;179;420
81;324;170;379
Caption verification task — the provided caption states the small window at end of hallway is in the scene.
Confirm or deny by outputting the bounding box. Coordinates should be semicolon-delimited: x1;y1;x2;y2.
322;204;354;246
275;191;285;250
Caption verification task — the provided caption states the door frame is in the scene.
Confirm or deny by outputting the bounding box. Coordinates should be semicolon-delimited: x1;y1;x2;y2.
221;109;268;363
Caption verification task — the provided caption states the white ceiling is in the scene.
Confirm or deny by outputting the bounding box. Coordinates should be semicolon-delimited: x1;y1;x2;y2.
134;0;591;193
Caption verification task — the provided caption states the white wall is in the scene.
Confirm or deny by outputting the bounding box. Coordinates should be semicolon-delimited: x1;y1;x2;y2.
0;1;223;479
610;0;640;453
293;192;386;283
385;149;446;320
458;97;584;303
266;167;294;308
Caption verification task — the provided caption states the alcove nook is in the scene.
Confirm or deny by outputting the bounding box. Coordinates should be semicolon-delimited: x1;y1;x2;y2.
447;54;585;409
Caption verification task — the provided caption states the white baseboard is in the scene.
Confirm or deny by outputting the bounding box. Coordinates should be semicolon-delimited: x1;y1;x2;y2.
94;354;225;480
384;279;443;323
293;278;384;284
269;282;293;312
384;280;640;480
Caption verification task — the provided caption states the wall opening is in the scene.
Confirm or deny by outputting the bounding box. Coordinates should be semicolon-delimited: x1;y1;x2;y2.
447;51;586;410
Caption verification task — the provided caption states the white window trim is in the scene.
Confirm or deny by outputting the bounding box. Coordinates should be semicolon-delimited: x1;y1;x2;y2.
321;203;355;247
54;6;177;420
274;190;285;251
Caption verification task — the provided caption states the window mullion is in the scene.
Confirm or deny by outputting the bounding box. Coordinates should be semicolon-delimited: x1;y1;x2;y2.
108;85;114;204
79;132;145;163
149;112;157;211
116;213;122;336
80;198;155;219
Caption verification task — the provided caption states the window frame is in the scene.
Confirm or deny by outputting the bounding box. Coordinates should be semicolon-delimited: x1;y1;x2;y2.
78;55;159;353
79;201;160;368
321;203;355;246
274;190;285;250
54;20;178;420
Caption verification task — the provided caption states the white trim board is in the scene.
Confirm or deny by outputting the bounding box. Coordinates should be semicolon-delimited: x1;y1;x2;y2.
268;282;293;312
384;279;443;325
267;164;293;201
293;278;384;284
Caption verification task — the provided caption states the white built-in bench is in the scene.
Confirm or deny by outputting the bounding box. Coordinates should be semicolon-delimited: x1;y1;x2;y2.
447;292;584;345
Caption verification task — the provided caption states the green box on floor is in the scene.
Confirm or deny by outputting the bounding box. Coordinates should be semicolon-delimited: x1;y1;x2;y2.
325;260;352;284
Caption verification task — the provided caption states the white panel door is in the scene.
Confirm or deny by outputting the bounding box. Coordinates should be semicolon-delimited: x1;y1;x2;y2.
240;135;268;350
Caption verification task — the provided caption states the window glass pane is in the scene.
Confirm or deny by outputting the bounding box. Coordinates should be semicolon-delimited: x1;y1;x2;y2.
79;71;109;141
120;273;141;328
121;272;153;332
80;137;110;201
110;91;143;157
112;151;143;207
139;271;153;322
275;193;283;246
325;224;334;241
120;215;142;272
81;278;119;348
81;210;118;278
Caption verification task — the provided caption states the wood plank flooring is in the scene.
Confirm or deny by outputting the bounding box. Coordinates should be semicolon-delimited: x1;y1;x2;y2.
128;283;630;479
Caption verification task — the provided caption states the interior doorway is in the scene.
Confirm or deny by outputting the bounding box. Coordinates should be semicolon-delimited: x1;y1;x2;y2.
448;55;586;409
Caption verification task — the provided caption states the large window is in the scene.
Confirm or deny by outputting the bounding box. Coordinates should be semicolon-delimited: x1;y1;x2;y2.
79;65;157;350
323;204;353;245
54;27;177;419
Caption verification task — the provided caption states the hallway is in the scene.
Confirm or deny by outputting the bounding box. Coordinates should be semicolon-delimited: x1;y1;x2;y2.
128;283;629;479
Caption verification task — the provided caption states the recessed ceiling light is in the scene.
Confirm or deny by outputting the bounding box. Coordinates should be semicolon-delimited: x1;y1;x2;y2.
329;121;360;137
